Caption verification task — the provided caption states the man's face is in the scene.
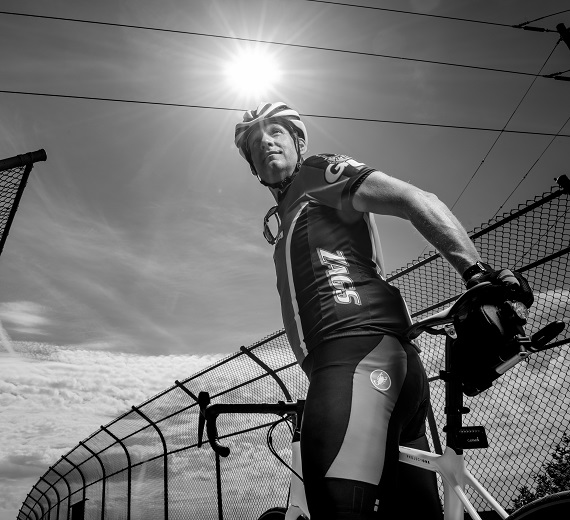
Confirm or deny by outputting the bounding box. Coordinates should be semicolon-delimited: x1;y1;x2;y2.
247;122;299;185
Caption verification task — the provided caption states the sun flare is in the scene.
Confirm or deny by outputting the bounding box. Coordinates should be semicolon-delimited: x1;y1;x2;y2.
224;48;282;99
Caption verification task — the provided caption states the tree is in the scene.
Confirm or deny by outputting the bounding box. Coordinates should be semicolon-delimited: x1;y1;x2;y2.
512;432;570;509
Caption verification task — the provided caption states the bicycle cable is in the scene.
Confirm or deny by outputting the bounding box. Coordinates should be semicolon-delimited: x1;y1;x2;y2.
266;417;304;482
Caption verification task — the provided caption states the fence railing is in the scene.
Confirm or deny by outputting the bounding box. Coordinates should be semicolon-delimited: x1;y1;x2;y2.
0;149;46;256
18;176;570;520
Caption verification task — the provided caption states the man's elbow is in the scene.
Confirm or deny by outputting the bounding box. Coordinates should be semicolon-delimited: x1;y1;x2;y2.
402;188;444;219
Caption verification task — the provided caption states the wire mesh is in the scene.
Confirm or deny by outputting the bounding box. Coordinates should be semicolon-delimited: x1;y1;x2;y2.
19;178;569;519
0;165;29;252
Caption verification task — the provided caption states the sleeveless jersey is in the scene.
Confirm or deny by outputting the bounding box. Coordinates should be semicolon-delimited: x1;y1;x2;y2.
271;154;413;366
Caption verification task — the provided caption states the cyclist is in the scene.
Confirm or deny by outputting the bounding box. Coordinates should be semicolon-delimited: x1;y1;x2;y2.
234;102;528;520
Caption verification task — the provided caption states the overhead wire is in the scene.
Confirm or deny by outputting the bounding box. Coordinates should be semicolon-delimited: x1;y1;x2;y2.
0;10;566;81
491;112;570;219
514;9;570;27
449;39;562;211
301;0;567;33
2;5;568;265
1;89;570;139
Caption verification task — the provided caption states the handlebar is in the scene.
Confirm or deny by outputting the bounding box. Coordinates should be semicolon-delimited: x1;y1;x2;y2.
197;395;304;457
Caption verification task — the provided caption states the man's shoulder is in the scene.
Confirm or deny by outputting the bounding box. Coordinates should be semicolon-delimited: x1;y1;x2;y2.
298;154;371;186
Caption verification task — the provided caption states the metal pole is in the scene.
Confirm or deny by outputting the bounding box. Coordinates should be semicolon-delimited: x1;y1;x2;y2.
101;426;132;520
40;476;61;520
131;406;169;520
80;441;107;520
50;465;72;520
35;478;54;519
557;23;570;52
0;149;46;255
20;500;39;520
0;149;46;172
61;455;87;505
28;486;46;520
215;453;224;520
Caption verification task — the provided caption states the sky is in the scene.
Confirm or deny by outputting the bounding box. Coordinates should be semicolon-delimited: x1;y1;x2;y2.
0;0;569;517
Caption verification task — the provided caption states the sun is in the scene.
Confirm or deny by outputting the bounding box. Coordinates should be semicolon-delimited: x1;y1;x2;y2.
224;47;282;99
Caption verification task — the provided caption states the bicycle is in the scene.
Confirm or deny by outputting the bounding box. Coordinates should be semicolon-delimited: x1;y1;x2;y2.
197;282;569;519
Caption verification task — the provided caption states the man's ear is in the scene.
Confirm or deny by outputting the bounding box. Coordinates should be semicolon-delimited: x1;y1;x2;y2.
298;137;308;155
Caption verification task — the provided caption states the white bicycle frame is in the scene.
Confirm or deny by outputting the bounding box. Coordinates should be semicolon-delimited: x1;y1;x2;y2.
285;420;509;520
398;445;509;520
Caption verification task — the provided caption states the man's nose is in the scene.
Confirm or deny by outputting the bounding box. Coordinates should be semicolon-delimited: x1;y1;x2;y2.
259;131;275;149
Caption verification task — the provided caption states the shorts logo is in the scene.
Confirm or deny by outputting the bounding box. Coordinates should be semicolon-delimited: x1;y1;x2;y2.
370;369;391;392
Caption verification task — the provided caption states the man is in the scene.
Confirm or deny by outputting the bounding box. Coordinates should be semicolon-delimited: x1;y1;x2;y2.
234;102;522;519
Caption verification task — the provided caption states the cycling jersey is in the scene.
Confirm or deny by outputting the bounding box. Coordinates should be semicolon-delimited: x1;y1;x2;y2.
271;153;413;366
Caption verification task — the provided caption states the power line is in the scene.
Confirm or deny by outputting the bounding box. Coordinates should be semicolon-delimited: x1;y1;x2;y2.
515;9;570;27
0;10;566;82
449;39;562;211
301;0;564;33
492;112;570;219
2;89;570;139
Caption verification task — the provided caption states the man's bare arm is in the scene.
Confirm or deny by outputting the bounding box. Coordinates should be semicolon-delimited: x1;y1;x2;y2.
352;170;481;276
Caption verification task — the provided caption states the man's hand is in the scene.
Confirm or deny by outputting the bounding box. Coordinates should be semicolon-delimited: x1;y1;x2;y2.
465;266;534;308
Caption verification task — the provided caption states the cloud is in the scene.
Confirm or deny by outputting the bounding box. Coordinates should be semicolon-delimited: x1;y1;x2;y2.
0;342;222;517
0;301;49;335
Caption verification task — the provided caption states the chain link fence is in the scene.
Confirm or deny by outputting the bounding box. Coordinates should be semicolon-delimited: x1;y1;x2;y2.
18;176;569;520
0;150;46;257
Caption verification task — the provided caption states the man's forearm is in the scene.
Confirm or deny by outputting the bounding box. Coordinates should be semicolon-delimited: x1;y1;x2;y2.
352;170;482;276
406;190;481;276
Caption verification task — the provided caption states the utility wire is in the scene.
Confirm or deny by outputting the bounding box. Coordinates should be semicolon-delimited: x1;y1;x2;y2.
449;39;562;211
301;0;564;32
514;9;570;27
491;112;570;219
2;89;570;138
0;10;566;81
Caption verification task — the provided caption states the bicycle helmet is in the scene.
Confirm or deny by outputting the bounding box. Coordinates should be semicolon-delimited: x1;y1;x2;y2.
234;102;308;189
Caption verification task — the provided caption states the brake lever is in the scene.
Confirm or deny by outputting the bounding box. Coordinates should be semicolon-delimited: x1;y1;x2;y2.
530;321;566;352
197;391;210;448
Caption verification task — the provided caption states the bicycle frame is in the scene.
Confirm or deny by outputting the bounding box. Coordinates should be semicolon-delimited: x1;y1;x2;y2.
398;446;508;520
397;323;510;520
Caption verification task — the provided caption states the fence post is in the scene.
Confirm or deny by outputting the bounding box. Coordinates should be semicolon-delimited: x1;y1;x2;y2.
100;426;132;520
131;405;169;520
29;486;46;520
79;441;106;520
0;149;46;256
40;476;61;520
20;499;39;520
50;465;72;520
174;380;224;519
61;455;86;510
36;477;56;520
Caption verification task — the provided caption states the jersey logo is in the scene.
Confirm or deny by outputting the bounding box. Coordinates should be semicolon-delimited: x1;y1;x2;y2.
317;248;362;305
315;154;365;184
370;369;392;392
